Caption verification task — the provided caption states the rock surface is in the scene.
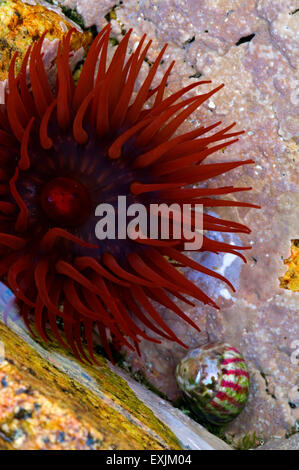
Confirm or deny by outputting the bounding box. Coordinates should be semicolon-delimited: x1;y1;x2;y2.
257;433;299;450
0;300;231;450
60;0;116;30
60;0;299;442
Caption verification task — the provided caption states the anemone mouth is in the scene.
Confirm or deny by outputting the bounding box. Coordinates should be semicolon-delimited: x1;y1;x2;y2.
0;25;258;363
41;177;91;227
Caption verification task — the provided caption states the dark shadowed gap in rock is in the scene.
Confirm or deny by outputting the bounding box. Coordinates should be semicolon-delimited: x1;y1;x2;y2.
189;71;202;79
289;402;297;409
260;371;276;400
290;9;299;15
184;36;195;46
105;1;123;22
236;34;256;46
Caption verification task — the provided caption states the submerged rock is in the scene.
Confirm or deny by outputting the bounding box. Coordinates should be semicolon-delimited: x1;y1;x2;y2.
0;302;231;450
0;313;180;450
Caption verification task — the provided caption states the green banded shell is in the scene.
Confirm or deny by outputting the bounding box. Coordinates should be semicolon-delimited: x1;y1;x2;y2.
176;342;249;425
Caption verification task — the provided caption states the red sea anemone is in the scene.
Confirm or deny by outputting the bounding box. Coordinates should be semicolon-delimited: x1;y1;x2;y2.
0;25;257;362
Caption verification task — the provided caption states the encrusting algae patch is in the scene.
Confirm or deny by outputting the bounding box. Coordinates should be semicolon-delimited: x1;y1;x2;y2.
0;0;92;80
280;240;299;293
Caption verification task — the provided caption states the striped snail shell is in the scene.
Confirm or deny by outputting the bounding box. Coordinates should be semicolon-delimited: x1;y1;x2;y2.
176;342;250;425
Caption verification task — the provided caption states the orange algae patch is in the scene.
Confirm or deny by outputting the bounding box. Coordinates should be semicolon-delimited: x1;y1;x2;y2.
280;240;299;292
0;0;92;81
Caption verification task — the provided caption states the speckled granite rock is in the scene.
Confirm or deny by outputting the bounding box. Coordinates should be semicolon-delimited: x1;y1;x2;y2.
257;433;299;450
59;0;116;29
60;0;299;442
0;319;179;450
0;305;231;450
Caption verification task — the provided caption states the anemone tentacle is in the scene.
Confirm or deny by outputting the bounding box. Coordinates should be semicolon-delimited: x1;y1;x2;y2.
0;25;256;362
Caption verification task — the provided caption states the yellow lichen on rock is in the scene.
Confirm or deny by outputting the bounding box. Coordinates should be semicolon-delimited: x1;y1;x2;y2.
0;0;92;80
0;319;181;450
280;240;299;292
